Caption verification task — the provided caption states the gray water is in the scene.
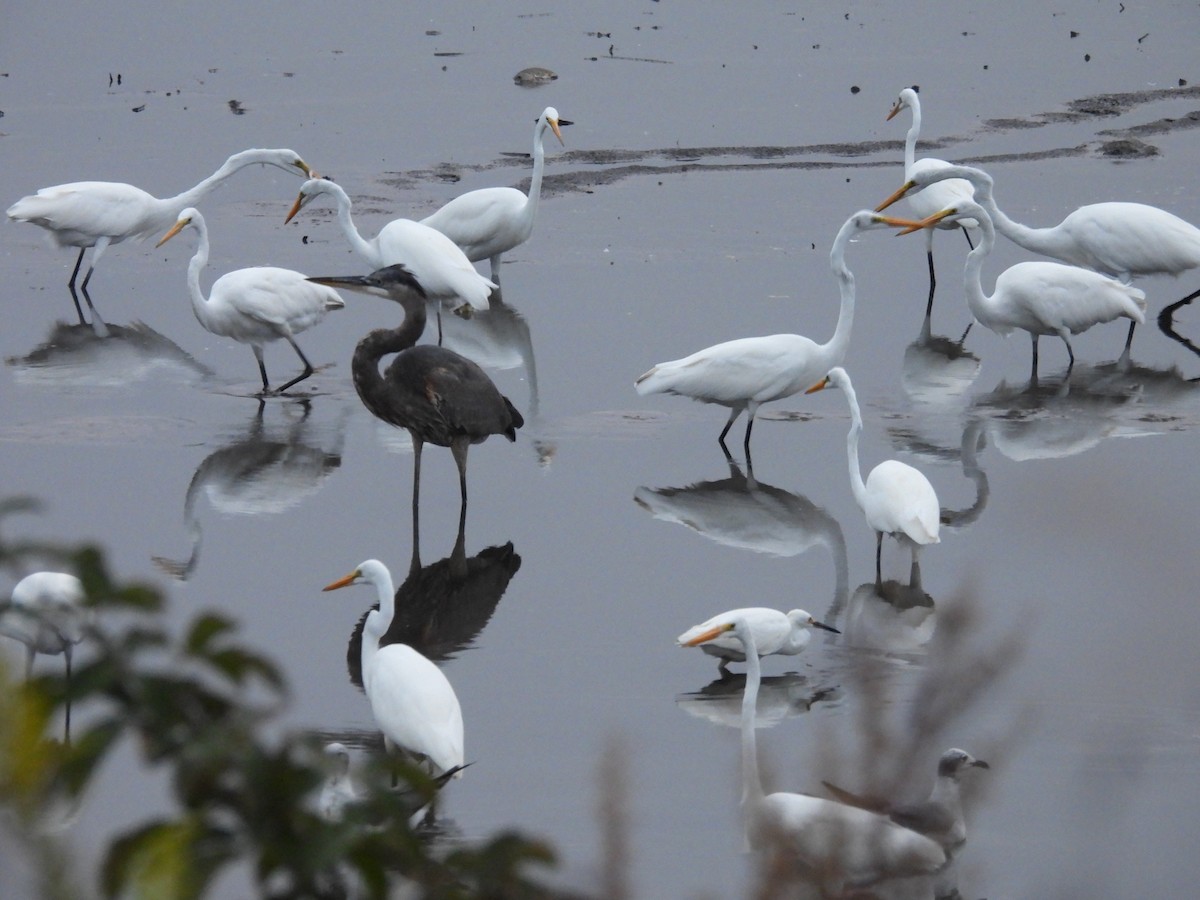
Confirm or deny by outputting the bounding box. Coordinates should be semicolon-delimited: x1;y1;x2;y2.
3;2;1200;897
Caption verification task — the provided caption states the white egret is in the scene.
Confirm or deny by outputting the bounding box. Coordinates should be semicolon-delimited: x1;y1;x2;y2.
156;208;346;394
285;178;494;319
907;201;1146;378
822;748;990;849
318;742;362;822
876;161;1198;355
886;88;978;322
677;607;839;673
307;266;523;527
685;616;947;889
634;210;925;458
1;572;87;681
421;107;570;284
323;560;465;778
806;367;940;584
7;148;314;308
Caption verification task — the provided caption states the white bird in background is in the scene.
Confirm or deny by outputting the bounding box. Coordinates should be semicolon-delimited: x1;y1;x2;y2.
887;87;978;324
907;201;1146;379
421;107;570;284
285;178;494;319
876;161;1199;356
1;571;88;681
323;560;465;779
684;616;947;889
822;748;990;849
7;148;314;312
318;742;362;822
677;607;839;673
806;367;940;585
635;210;925;459
156;208;346;395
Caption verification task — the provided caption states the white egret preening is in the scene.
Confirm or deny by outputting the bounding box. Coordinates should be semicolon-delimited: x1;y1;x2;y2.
285;178;494;321
685;616;947;889
421;107;570;284
823;748;990;849
156;208;346;394
806;367;940;584
323;560;465;779
887;88;978;323
876;161;1198;356
7;148;313;315
677;607;839;673
635;210;925;459
907;201;1146;379
1;571;88;681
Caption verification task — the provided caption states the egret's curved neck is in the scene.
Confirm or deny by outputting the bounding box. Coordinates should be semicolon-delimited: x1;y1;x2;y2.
523;120;551;222
962;209;1000;329
360;568;397;677
903;98;921;175
822;221;859;371
164;151;272;218
323;184;378;264
740;626;765;811
841;378;870;512
183;220;214;330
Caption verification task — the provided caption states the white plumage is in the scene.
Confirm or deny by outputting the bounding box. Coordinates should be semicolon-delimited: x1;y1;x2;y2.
421;107;568;283
1;571;88;679
286;177;493;315
7;148;313;297
677;607;838;671
912;200;1146;377
807;367;940;583
156;208;345;394
323;560;464;777
635;210;923;457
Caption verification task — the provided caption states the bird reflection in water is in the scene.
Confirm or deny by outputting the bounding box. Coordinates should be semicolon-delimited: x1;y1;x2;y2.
901;313;982;409
635;457;849;609
344;517;520;688
6;317;214;387
676;671;840;730
153;400;344;580
838;578;938;660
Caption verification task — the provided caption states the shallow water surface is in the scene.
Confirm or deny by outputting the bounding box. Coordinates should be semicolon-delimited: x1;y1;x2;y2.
3;2;1200;897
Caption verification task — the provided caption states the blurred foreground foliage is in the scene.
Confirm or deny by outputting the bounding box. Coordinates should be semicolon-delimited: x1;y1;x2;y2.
0;500;563;900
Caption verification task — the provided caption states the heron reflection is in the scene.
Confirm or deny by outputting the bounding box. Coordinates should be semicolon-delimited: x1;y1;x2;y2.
153;400;344;580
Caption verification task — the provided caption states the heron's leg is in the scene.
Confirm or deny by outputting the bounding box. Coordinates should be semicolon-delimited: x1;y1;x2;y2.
450;438;470;528
412;437;424;511
252;346;271;394
275;337;316;393
1157;286;1200;360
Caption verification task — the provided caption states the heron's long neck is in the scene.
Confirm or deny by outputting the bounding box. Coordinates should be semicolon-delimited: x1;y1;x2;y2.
821;224;858;370
350;296;427;412
903;101;921;175
740;628;766;810
842;380;870;512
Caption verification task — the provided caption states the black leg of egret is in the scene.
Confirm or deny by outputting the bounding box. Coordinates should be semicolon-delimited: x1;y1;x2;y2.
925;249;936;320
742;415;754;463
275;337;316;394
67;250;89;323
875;532;884;586
718;408;739;451
1030;335;1040;382
252;347;271;395
1157;287;1200;359
1059;329;1075;374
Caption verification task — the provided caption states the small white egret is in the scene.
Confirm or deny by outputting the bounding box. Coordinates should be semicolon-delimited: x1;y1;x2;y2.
1;572;88;681
286;178;494;318
876;161;1197;355
635;210;925;458
887;88;978;323
907;201;1146;378
421;107;570;283
822;748;990;848
677;607;839;673
806;368;940;584
156;208;345;394
7;148;313;305
323;560;465;778
685;616;947;889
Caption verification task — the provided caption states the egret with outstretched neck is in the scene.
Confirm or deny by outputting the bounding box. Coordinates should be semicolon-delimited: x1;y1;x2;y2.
635;210;925;459
421;107;570;284
807;367;940;584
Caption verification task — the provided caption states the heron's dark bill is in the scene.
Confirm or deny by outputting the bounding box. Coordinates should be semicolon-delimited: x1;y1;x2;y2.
307;274;373;290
